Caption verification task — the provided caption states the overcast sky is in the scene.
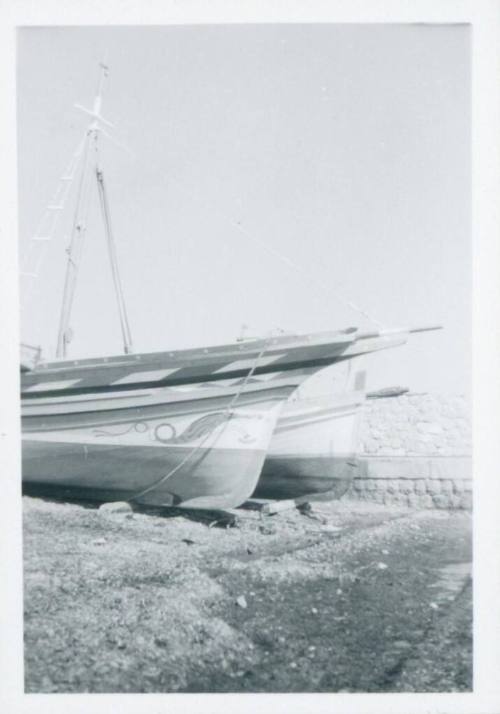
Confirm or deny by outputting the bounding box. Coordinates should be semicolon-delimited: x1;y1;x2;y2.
17;24;470;394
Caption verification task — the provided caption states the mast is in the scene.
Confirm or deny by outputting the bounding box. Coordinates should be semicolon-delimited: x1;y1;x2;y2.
55;62;134;358
55;129;94;358
96;166;133;354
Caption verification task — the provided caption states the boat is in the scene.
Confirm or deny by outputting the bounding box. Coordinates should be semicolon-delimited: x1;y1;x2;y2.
256;389;365;502
20;64;441;510
21;327;434;509
256;374;366;502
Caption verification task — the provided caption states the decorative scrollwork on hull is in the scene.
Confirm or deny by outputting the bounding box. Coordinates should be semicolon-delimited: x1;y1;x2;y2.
92;411;262;445
93;421;149;437
154;412;233;444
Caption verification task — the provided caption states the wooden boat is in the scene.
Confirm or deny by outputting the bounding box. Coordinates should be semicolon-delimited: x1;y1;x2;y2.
20;64;441;509
256;385;366;502
21;328;427;509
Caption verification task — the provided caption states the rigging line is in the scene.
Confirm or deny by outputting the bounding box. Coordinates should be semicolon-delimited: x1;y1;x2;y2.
127;332;275;504
161;171;384;329
20;132;88;311
55;129;96;358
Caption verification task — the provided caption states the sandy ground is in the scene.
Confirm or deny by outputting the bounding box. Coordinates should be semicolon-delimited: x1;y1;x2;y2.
23;495;472;693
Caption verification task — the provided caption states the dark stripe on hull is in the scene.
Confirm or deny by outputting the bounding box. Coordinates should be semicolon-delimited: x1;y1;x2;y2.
255;455;357;501
21;353;347;399
22;440;267;510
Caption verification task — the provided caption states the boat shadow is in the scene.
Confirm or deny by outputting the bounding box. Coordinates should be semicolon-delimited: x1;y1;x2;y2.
22;483;238;528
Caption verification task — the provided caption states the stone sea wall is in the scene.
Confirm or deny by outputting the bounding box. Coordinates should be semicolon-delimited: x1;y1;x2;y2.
348;393;472;509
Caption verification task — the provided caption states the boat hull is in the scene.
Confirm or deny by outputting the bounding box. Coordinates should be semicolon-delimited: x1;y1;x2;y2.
23;440;269;509
21;328;408;509
256;391;365;501
22;389;287;509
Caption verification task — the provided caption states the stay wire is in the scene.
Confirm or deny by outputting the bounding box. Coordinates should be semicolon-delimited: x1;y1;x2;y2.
161;171;385;329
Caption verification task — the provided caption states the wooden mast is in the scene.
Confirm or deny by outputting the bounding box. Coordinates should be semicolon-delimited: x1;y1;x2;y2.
96;165;133;354
55;62;133;358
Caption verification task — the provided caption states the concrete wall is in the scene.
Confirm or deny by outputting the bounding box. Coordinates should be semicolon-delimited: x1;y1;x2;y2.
348;393;472;509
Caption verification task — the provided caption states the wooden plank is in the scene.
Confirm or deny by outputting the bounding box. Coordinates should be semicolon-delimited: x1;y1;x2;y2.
260;495;312;515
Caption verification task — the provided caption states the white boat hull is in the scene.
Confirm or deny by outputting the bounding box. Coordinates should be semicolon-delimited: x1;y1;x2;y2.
256;391;365;501
22;383;293;508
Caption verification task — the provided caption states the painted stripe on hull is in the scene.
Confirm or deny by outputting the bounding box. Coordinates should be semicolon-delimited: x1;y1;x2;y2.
22;385;294;432
20;330;407;399
20;352;346;399
21;375;307;419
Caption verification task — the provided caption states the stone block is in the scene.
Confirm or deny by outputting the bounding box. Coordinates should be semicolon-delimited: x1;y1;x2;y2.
418;494;434;509
362;457;431;480
383;493;398;506
407;493;421;509
364;439;379;454
433;494;451;509
398;479;414;495
440;480;454;494
429;457;472;480
435;446;456;456
414;479;426;494
426;479;441;495
405;440;421;455
459;492;473;509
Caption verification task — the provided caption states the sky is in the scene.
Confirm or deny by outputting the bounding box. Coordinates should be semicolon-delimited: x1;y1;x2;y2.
17;24;471;394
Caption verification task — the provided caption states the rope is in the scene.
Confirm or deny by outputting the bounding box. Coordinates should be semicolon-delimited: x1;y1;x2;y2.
127;333;274;504
162;172;384;329
20;133;87;317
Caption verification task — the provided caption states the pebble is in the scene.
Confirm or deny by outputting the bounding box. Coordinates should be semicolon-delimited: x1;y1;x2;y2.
377;562;388;570
258;525;276;536
92;538;107;546
236;595;248;609
392;640;411;650
98;501;133;514
311;607;318;614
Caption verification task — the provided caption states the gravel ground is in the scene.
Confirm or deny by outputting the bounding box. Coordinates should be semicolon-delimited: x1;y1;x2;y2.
23;495;472;693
